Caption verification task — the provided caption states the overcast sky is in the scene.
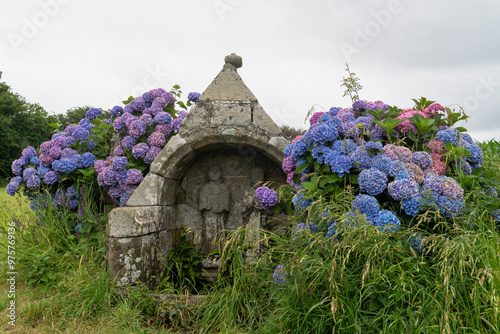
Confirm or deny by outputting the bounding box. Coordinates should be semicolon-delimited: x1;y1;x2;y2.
1;0;499;142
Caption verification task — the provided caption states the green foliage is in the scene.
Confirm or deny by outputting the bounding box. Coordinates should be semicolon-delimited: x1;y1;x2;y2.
163;228;204;293
340;63;363;102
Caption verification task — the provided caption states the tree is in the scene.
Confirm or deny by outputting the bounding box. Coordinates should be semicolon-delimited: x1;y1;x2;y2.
0;72;56;178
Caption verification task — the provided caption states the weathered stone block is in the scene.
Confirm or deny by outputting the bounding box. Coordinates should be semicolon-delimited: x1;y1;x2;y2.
107;233;159;287
107;206;173;238
127;173;168;206
150;135;198;180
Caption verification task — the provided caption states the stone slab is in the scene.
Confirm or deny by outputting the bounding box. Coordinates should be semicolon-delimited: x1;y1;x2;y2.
107;206;174;238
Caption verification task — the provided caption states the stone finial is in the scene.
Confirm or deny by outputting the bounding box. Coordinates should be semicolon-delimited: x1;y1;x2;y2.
224;53;242;70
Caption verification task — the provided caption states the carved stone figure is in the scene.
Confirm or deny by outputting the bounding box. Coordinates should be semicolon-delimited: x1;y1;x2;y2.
242;167;266;262
199;165;230;255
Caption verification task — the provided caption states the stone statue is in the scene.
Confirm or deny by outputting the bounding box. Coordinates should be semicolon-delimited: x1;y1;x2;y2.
199;165;230;255
242;167;267;262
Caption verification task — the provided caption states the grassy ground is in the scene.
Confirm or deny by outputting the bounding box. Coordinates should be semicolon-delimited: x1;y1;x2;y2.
0;186;32;224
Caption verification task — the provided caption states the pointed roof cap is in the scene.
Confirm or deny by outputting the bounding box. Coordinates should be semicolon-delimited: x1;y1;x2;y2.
199;53;257;102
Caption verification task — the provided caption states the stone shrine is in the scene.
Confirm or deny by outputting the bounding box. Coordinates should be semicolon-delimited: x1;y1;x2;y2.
106;54;289;287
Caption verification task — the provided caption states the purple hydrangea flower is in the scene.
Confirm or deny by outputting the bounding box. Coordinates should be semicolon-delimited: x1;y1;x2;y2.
112;156;127;171
156;123;173;136
67;198;79;210
114;146;123;156
126;169;144;185
23;168;37;181
43;171;60;184
113;116;125;132
352;100;366;111
162;92;175;105
49;146;62;159
93;160;107;173
172;118;182;132
132;143;150;159
129;120;147;138
101;167;117;186
115;169;127;184
140;114;154;126
21;146;37;161
147;132;166;147
121;136;136;150
6;182;19;196
282;156;297;174
72;126;90;141
187;92;201;102
358;168;388;196
152;97;167;108
61;148;78;158
66;186;77;198
144;146;162;164
255;186;278;209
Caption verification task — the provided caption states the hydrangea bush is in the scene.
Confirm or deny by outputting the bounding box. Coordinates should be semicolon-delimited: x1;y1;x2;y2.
257;97;499;251
6;85;200;232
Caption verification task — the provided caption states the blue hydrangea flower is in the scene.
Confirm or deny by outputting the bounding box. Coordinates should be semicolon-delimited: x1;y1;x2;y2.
308;123;338;145
412;151;433;168
187;92;201;102
311;145;331;164
371;154;392;176
52;158;77;174
331;139;357;155
350;194;380;222
464;143;483;164
255;186;278;209
352;100;366;111
87;140;95;150
373;210;400;232
387;179;419;201
273;265;287;285
284;144;293;158
402;196;421;216
292;193;313;210
79;118;94;130
11;159;27;176
110;106;124;117
408;233;424;253
324;152;352;177
326;221;338;239
350;146;372;170
153;112;173;125
328;107;340;115
26;175;40;190
436;127;459;146
85;108;102;120
66;186;77;198
358;168;387;196
365;141;383;153
291;136;312;161
81;152;96;168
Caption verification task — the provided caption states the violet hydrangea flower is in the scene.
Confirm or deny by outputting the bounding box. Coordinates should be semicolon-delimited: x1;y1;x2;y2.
255;186;278;209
